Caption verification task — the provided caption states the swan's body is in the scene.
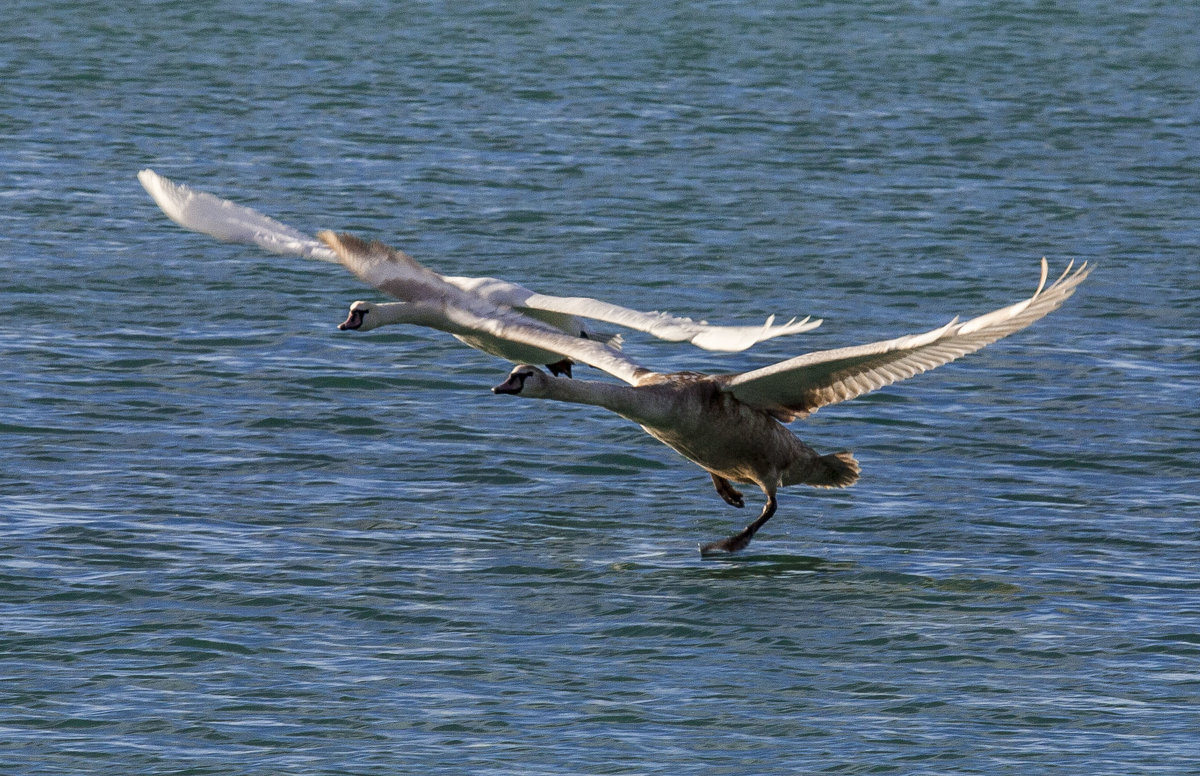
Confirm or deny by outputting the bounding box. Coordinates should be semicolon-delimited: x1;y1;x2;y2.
488;259;1091;553
138;169;822;375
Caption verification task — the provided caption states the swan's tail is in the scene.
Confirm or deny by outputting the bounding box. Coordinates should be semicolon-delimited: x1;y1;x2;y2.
802;451;860;489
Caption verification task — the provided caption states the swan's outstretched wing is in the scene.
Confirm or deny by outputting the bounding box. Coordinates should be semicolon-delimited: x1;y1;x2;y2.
140;170;820;350
318;232;653;385
523;292;821;351
138;169;339;262
449;275;822;351
722;260;1091;421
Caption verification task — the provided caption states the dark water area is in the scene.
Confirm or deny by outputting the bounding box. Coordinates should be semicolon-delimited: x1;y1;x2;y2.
2;1;1198;773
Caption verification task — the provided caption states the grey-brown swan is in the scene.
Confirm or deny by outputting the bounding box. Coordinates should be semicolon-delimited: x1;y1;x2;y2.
138;169;821;376
483;258;1091;554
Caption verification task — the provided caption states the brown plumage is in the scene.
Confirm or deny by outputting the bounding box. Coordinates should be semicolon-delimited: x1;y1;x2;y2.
491;259;1090;553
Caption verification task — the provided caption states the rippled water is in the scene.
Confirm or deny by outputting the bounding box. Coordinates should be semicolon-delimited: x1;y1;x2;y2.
3;1;1199;773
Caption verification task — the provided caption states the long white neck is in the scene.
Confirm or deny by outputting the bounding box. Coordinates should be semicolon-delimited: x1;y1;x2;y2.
362;302;431;330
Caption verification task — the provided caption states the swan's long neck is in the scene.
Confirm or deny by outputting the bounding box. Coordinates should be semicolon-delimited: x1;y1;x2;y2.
538;376;665;425
369;302;422;328
361;302;451;332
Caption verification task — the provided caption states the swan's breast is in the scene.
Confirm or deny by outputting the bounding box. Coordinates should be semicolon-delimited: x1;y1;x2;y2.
452;333;562;365
633;379;799;482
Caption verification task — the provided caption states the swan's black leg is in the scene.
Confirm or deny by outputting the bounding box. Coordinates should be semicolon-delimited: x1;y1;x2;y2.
546;359;573;378
709;473;745;508
699;490;778;555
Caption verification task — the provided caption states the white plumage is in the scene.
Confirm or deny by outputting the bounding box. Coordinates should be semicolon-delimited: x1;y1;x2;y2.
138;169;821;373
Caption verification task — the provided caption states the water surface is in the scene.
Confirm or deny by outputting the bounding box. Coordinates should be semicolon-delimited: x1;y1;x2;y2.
2;1;1198;773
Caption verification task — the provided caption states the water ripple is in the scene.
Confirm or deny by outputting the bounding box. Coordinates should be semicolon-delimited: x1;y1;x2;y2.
3;1;1199;773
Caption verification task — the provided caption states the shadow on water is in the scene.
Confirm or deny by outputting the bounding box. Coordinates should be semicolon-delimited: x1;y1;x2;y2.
685;552;1025;598
692;552;855;578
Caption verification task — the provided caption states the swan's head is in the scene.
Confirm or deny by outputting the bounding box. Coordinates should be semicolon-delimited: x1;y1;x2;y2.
339;301;379;331
492;365;551;397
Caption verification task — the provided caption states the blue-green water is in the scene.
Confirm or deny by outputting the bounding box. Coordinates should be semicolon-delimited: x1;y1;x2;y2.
3;1;1198;773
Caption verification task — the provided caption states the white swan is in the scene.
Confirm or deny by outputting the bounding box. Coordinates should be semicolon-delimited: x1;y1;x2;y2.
483;258;1091;554
137;169;822;375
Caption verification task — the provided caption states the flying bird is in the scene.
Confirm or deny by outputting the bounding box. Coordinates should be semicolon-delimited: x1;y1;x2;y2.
478;255;1091;554
138;169;821;374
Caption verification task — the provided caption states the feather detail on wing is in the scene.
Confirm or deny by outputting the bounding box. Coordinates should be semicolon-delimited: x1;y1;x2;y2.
316;230;455;301
441;275;820;351
138;169;338;262
518;293;822;351
317;231;652;385
720;259;1091;422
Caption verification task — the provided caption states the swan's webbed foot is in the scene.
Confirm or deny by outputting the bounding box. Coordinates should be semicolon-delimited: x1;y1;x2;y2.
709;473;744;508
699;491;778;556
546;359;573;378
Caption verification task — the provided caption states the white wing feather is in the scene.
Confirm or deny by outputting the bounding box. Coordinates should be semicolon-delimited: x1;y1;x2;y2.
517;293;821;351
444;276;820;350
139;169;819;350
721;259;1091;421
138;169;338;262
